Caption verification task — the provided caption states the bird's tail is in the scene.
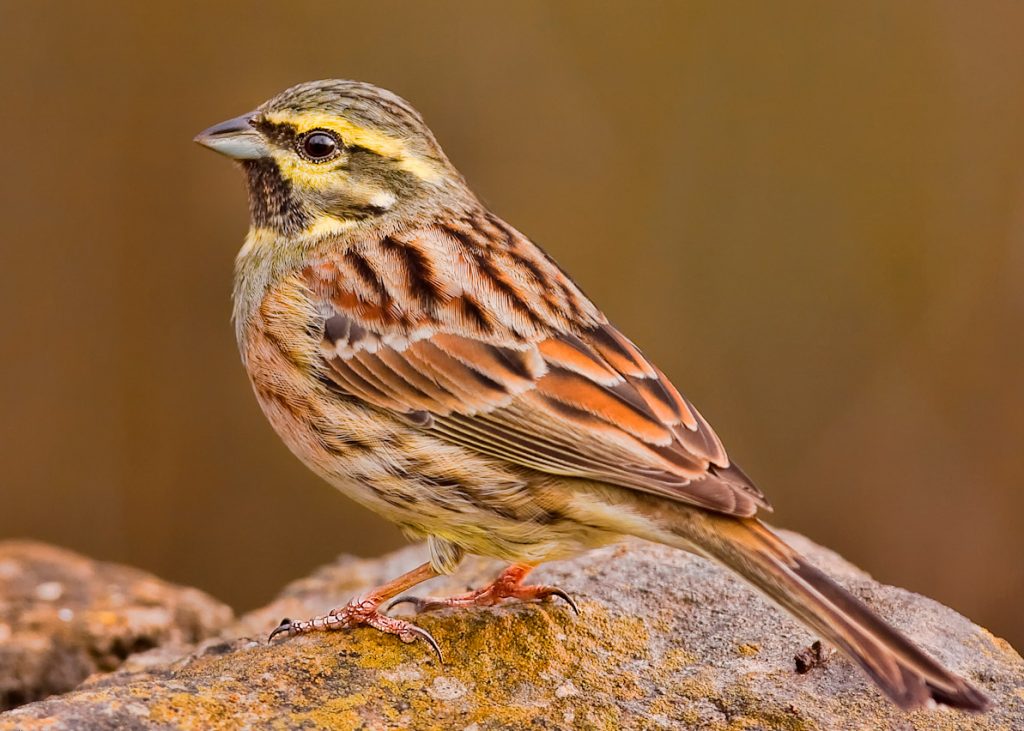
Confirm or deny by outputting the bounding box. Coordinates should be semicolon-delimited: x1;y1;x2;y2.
645;508;988;711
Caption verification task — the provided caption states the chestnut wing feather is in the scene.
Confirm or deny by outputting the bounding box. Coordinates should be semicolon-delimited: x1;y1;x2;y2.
303;227;769;517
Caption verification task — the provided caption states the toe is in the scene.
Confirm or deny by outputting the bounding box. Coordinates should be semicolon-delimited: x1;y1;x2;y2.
364;612;445;663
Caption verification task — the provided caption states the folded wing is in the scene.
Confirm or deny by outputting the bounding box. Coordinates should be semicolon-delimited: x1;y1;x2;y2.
302;222;770;517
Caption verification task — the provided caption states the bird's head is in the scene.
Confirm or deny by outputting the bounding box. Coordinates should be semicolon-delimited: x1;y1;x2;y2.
195;80;467;238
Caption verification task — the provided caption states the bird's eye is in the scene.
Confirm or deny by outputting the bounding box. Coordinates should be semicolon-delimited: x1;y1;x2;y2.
298;130;340;162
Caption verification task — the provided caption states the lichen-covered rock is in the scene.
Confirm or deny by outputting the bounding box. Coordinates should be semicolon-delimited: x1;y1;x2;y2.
1;533;1022;730
0;540;233;711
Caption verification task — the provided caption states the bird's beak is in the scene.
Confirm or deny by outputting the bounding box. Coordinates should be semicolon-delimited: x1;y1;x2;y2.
193;112;268;160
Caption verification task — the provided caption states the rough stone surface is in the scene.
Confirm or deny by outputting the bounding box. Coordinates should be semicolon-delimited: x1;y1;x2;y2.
1;533;1022;730
0;540;233;711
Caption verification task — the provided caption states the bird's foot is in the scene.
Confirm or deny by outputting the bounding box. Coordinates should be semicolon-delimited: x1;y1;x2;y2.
389;564;579;615
267;561;443;662
268;596;442;661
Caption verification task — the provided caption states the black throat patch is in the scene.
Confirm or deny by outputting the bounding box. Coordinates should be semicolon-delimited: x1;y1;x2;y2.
242;158;311;235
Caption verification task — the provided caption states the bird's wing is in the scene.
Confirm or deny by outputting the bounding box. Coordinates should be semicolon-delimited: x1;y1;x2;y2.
301;217;769;517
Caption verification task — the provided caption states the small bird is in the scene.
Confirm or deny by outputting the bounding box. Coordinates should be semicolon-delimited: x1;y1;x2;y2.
195;79;987;712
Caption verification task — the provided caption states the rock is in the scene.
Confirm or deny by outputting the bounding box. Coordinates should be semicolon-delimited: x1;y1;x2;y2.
1;532;1022;730
0;540;233;711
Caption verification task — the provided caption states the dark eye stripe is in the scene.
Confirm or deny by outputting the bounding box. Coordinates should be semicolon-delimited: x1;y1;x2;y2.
253;120;342;160
252;118;298;148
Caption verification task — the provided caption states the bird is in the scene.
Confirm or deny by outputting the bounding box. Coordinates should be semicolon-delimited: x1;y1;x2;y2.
194;79;988;712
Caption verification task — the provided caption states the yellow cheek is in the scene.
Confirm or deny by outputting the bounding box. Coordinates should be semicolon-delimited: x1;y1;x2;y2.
272;151;341;191
270;151;396;224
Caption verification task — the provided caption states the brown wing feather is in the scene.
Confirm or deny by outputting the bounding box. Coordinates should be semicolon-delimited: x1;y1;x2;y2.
302;220;770;517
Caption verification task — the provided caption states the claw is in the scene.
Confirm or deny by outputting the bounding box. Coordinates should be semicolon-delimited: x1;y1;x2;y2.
405;623;444;664
387;595;422;613
268;617;294;643
546;587;581;615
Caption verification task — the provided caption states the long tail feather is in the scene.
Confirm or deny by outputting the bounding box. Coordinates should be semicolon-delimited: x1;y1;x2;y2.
656;511;989;711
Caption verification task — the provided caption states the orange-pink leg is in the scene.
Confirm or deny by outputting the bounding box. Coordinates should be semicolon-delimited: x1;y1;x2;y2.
389;564;579;615
268;561;443;661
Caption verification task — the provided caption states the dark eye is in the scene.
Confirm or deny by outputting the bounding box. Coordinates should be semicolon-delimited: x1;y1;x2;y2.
298;130;339;162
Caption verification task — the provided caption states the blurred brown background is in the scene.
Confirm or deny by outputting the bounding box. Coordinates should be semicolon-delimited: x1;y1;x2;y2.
1;2;1021;649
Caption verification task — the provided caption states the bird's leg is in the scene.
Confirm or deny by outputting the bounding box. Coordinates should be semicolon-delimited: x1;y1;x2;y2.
389;563;579;615
268;561;444;661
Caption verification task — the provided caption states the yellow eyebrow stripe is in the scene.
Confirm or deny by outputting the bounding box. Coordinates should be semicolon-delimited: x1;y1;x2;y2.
263;110;440;183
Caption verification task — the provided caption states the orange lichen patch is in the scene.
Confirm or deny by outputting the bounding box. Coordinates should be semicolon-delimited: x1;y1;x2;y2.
648;694;706;729
148;693;237;731
660;647;698;671
672;668;720;702
285;692;370;731
737;643;760;657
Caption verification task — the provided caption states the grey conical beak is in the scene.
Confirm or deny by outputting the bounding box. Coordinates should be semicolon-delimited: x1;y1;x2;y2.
194;113;268;160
